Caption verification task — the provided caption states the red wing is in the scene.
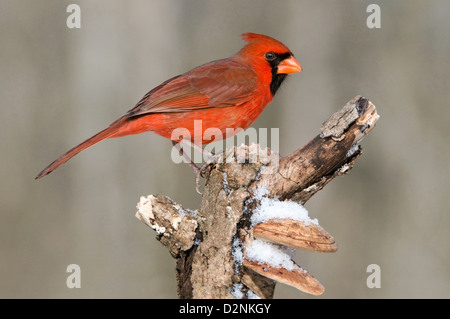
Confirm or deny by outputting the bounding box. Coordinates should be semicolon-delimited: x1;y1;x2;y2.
126;59;257;118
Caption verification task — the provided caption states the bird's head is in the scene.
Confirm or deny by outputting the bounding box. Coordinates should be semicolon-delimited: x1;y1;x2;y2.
238;32;302;95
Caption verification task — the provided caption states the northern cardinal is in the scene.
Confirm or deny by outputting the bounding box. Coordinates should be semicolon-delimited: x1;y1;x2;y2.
35;33;302;181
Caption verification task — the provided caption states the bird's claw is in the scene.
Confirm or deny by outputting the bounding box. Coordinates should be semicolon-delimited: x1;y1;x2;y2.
194;162;212;195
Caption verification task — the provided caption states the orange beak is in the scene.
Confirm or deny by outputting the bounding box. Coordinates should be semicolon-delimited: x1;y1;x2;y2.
277;56;302;74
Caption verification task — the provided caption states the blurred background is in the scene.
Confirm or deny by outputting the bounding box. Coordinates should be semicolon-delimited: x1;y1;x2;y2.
1;0;449;298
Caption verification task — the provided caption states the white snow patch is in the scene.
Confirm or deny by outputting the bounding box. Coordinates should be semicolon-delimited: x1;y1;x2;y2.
250;186;319;226
247;290;261;299
253;185;270;200
231;283;244;299
232;238;244;272
177;207;197;218
177;207;186;218
346;143;360;157
245;240;297;271
222;172;230;195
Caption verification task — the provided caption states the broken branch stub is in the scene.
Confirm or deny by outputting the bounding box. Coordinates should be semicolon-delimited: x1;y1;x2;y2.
255;96;379;202
136;195;198;258
136;95;379;298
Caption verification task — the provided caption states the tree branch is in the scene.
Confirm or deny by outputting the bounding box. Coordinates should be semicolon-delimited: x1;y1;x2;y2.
136;95;379;298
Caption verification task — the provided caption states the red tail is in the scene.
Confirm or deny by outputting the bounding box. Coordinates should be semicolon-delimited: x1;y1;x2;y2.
35;117;128;179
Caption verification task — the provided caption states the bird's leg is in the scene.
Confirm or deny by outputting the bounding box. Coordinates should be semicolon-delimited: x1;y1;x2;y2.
189;141;215;163
184;140;227;179
172;140;224;194
171;141;205;194
172;140;198;169
184;140;228;174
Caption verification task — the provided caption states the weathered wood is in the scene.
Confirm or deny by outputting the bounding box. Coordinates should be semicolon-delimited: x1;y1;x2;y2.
136;96;379;298
136;195;198;258
255;96;379;202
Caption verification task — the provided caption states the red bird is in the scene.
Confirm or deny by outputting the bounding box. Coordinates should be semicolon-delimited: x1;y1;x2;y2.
35;33;302;182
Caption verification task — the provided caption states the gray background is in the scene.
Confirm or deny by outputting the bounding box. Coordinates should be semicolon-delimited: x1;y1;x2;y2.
1;0;449;298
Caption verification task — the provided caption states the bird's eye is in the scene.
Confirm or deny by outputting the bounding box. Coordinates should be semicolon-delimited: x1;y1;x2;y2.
265;52;276;61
